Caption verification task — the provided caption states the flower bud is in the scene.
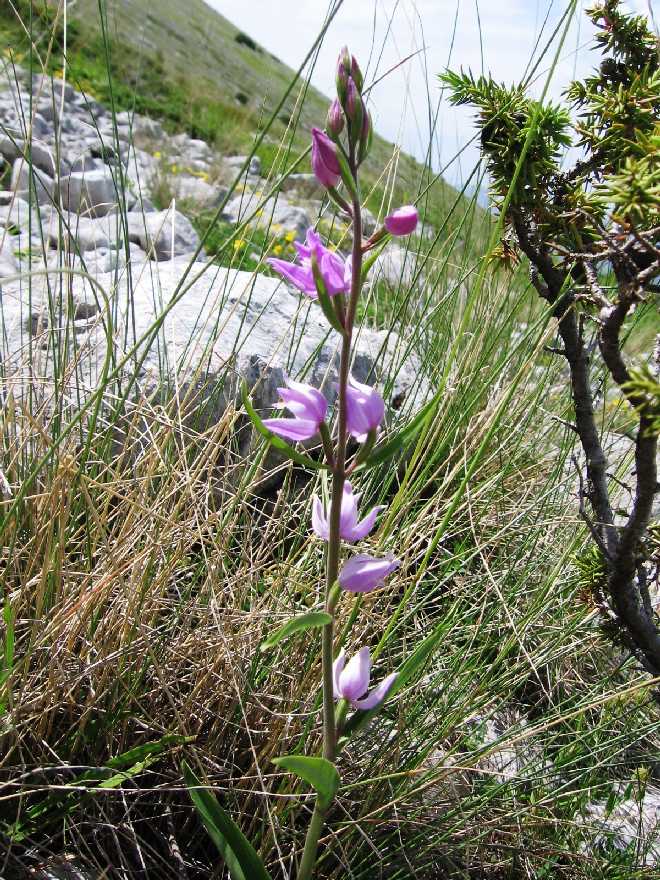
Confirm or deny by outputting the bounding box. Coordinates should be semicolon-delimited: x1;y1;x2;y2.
350;56;364;92
326;98;344;138
384;205;419;237
311;126;341;188
358;107;372;163
345;77;363;141
336;46;351;103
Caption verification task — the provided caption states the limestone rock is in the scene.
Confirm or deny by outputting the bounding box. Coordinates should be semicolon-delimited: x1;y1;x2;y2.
124;209;201;260
0;257;426;447
221;189;310;240
11;159;55;206
60;169;118;217
225;154;261;177
171;174;228;208
0;235;18;278
371;243;420;287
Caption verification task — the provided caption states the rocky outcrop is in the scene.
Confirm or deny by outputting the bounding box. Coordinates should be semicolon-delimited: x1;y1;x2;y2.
0;64;427;457
0;256;425;451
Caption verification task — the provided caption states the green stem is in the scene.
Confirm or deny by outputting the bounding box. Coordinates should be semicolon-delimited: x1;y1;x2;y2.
296;151;364;880
298;804;327;880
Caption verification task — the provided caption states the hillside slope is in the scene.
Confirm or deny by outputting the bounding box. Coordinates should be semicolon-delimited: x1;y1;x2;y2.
0;0;474;229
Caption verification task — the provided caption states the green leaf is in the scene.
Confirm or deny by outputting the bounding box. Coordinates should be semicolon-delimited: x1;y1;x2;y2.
311;253;346;335
182;761;272;880
326;185;352;216
360;392;439;469
272;755;340;809
335;148;359;200
241;382;326;471
260;611;332;652
361;241;388;280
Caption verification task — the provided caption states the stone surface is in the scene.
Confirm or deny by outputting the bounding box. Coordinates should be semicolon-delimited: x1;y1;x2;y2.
580;784;660;866
171;174;228;207
60;169;118;217
125;209;202;261
225;154;261;176
0;257;426;444
11;159;55;206
221;189;311;240
371;243;420;287
0;234;18;278
278;173;324;199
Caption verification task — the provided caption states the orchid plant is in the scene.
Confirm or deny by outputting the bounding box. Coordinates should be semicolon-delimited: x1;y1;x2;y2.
185;48;420;880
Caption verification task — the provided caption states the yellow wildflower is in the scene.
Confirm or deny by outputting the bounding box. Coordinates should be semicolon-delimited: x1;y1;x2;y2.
284;230;296;243
233;239;245;250
273;244;283;255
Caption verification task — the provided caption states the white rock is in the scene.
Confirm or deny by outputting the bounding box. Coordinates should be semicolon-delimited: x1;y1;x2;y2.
0;197;35;230
372;243;420;287
124;209;201;260
580;784;660;866
0;137;60;176
225;154;261;176
60;169;118;217
221;189;310;240
171;174;227;207
0;257;426;442
11;159;55;206
277;173;324;199
0;235;18;278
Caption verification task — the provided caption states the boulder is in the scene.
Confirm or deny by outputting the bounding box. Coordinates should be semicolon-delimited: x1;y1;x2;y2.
221;189;310;241
125;209;202;260
0;197;36;231
0;256;426;447
371;243;420;287
60;168;118;217
0;235;18;278
11;160;55;206
171;174;228;208
0;137;60;177
225;154;261;177
277;173;324;199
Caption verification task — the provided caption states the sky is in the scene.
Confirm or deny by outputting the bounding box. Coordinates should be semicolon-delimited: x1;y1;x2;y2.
205;1;658;186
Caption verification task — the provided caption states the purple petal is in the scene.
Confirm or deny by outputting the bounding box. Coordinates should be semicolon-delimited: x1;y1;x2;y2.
312;495;329;540
262;417;320;442
384;205;418;237
311;127;341;174
320;250;350;295
333;649;346;698
278;378;327;423
354;672;397;710
338;482;359;538
267;258;315;294
347;504;386;542
277;388;326;424
345;376;385;441
312;138;340;188
338;647;371;702
338;554;400;593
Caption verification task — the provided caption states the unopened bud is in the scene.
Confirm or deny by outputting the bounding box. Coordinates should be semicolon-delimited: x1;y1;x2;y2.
350;56;364;92
358;109;373;163
345;77;363;143
336;46;351;103
326;98;344;138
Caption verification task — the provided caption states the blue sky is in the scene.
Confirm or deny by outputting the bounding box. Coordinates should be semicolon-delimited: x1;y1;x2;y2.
206;1;657;185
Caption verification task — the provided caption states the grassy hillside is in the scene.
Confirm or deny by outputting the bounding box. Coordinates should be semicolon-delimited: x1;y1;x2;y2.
0;0;469;232
2;3;658;878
